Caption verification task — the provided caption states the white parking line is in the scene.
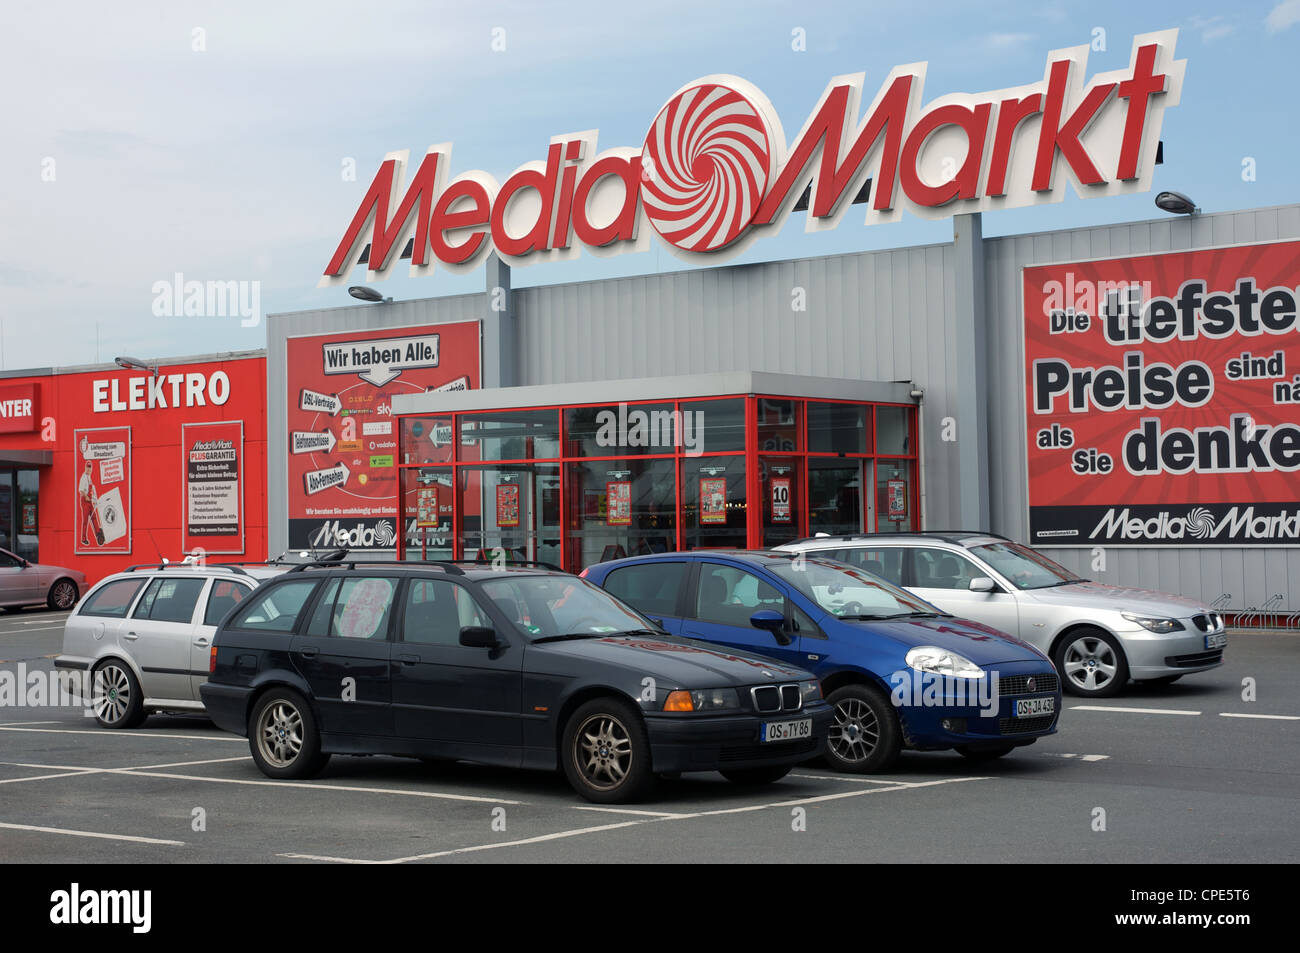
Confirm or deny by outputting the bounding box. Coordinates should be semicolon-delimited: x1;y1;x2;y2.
1043;753;1111;762
0;726;239;741
0;721;59;727
1218;712;1300;721
2;625;66;633
0;821;184;846
1070;705;1202;716
0;769;102;785
790;773;912;784
571;806;687;817
364;819;649;864
21;616;70;624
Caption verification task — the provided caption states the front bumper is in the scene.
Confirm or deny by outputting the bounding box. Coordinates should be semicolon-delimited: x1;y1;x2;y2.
894;661;1062;750
198;681;253;736
1117;625;1226;679
643;700;832;774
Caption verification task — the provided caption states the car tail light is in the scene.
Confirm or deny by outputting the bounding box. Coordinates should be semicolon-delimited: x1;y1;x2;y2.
209;646;218;673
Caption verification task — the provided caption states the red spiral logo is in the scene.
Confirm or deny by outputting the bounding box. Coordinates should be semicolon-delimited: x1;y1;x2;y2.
640;83;772;252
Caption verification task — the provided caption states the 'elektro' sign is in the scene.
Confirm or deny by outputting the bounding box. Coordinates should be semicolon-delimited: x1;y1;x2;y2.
323;30;1183;283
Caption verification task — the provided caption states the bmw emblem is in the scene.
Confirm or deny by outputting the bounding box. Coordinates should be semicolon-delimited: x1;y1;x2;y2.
762;670;775;679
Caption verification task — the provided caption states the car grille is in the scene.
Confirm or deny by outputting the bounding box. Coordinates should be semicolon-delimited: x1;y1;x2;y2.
998;673;1059;696
1164;649;1223;668
750;684;803;714
998;716;1055;735
719;737;818;762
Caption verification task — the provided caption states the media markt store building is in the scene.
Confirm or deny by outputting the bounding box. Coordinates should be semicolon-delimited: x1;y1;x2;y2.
389;373;919;570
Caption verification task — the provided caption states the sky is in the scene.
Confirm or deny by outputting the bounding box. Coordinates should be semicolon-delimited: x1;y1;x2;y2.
2;0;1298;370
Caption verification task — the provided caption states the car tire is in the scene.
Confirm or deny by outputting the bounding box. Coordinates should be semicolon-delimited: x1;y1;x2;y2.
956;743;1017;761
825;683;901;774
91;660;147;729
720;765;792;785
1054;627;1129;697
247;689;330;780
561;697;654;804
48;579;79;611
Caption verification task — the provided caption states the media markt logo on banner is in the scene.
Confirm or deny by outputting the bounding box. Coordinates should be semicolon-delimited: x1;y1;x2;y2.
322;30;1182;282
1090;506;1300;542
311;519;396;548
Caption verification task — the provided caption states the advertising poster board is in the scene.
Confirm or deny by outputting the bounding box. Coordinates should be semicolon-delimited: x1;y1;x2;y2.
700;477;727;524
606;481;632;526
771;477;792;523
496;483;520;527
183;420;244;554
75;426;131;554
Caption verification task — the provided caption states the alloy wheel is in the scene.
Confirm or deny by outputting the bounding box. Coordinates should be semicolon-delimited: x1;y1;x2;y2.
1062;636;1118;693
256;700;305;768
574;713;633;791
52;581;77;610
92;665;132;724
830;697;880;763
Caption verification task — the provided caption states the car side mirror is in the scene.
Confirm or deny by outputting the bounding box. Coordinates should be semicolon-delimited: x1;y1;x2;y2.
969;577;997;593
459;625;499;648
750;609;793;645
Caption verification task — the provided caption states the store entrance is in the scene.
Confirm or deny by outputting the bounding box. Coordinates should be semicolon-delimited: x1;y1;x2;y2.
0;469;40;560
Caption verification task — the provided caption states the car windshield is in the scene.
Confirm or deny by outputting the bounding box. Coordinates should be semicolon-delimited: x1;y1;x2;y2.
768;557;943;619
971;542;1084;590
479;575;655;641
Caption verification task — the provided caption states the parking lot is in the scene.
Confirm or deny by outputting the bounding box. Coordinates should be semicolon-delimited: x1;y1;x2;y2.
2;609;1296;864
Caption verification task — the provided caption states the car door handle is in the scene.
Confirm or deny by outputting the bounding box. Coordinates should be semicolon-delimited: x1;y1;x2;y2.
194;637;210;647
298;647;318;659
398;654;419;666
122;632;139;641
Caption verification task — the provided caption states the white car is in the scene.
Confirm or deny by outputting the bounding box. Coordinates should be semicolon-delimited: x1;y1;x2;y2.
775;532;1226;697
56;563;286;727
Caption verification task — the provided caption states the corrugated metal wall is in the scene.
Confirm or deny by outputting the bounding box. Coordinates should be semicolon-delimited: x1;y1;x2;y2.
266;203;1300;615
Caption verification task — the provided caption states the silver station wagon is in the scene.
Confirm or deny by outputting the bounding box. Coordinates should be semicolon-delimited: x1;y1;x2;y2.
56;563;287;727
776;532;1226;697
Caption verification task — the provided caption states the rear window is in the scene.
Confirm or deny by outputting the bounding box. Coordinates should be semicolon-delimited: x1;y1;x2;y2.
79;578;146;618
825;547;904;586
228;580;319;632
133;577;207;624
205;580;253;626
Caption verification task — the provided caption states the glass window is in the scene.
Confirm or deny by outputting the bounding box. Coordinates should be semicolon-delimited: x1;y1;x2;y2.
566;457;676;569
908;548;985;590
827;547;905;586
682;456;747;551
133;577;206;624
305;578;342;636
563;403;680;457
329;577;397;640
756;399;799;453
695;563;785;627
458;464;561;568
459;409;559;461
402;466;454;561
0;550;22;568
205;580;252;626
808;459;865;536
768;557;942;620
479;575;649;640
401;579;491;645
876;405;912;455
680;399;744;453
807;402;871;454
874;460;914;533
760;457;800;547
400;416;454;465
79;578;146;619
230;580;319;632
970;542;1083;591
16;469;38;562
602;562;688;620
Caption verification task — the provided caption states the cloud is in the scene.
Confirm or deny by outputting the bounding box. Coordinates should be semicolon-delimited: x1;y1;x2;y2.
984;32;1034;50
1266;0;1300;32
1189;15;1235;42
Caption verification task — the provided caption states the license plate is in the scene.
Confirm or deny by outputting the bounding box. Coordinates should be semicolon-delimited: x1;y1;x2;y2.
1206;632;1227;650
761;718;812;742
1015;697;1055;717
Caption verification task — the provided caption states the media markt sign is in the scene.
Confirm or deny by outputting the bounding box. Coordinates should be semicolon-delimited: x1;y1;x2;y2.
322;30;1183;283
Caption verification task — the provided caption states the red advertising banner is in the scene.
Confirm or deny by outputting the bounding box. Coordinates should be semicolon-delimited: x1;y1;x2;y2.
771;477;792;523
606;481;631;526
75;426;131;554
496;483;520;527
1024;240;1300;546
887;479;907;521
183;421;244;555
0;383;38;434
286;322;479;549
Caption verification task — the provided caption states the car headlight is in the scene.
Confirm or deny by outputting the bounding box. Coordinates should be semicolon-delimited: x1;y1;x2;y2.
1121;613;1185;633
663;688;740;712
800;680;821;703
905;646;984;679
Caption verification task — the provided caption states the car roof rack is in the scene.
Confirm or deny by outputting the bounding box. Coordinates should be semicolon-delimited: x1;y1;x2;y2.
122;562;251;576
286;558;466;575
789;530;1013;545
460;558;566;572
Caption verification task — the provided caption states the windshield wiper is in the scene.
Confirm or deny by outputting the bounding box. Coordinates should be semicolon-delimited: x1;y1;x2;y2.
896;611;953;618
532;633;604;643
606;628;668;637
836;612;907;620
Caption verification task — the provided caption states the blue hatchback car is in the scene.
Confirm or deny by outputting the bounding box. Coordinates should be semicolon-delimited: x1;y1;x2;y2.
583;550;1062;772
